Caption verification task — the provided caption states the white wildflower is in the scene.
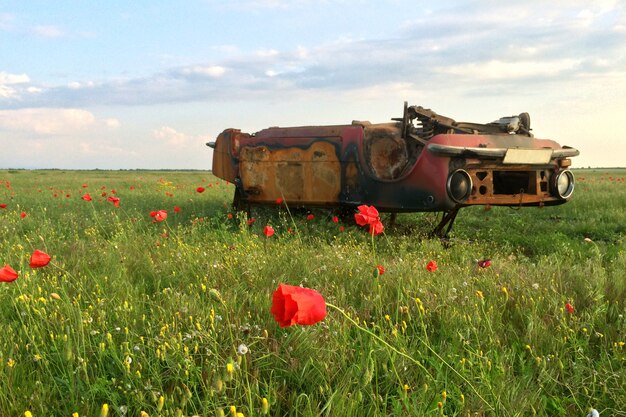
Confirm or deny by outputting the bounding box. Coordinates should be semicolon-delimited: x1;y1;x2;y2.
237;343;249;355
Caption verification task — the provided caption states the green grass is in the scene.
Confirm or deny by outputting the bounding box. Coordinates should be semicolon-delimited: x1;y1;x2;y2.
0;169;624;416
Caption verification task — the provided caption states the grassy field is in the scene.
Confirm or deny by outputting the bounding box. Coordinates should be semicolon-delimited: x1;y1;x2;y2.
0;168;624;417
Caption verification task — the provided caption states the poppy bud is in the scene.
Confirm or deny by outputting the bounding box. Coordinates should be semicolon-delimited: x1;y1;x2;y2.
0;265;18;282
29;250;51;269
271;284;327;327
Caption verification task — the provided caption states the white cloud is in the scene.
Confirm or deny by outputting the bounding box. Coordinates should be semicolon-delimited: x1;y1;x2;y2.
440;59;581;80
32;25;64;38
256;48;279;57
153;126;210;147
181;65;226;77
0;108;118;135
68;81;96;89
105;118;121;128
0;72;31;98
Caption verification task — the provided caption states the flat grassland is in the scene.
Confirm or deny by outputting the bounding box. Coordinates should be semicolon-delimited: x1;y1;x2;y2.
0;169;624;416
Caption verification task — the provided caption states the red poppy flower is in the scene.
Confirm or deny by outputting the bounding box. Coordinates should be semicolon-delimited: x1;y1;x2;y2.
263;225;275;237
355;205;384;235
149;211;157;217
0;264;18;282
81;184;88;188
271;284;327;328
369;219;384;236
332;216;339;223
20;211;27;219
108;196;120;208
0;204;7;209
306;214;314;221
29;250;51;269
478;259;491;268
275;197;283;205
376;265;385;276
354;205;379;226
174;206;181;213
565;302;575;314
82;194;92;202
196;187;205;193
130;185;135;190
426;260;438;272
155;210;168;222
339;226;345;232
247;217;255;225
227;213;233;219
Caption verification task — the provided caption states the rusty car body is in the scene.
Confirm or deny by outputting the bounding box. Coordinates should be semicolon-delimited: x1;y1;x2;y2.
207;102;579;235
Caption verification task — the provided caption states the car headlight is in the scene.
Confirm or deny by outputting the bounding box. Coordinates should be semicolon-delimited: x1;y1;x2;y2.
554;170;575;199
447;169;472;203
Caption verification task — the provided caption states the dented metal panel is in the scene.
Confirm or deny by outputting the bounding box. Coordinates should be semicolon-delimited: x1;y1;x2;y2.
239;140;342;204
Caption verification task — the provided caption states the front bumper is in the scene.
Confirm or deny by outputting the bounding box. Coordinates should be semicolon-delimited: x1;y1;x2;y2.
429;143;579;207
428;143;580;161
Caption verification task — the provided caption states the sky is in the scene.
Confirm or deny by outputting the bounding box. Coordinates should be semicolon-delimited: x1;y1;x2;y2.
1;0;625;169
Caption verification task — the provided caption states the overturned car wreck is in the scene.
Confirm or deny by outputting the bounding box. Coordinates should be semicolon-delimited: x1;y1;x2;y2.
207;102;579;236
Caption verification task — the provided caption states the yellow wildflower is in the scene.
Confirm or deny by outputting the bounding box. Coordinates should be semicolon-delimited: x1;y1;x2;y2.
157;395;164;412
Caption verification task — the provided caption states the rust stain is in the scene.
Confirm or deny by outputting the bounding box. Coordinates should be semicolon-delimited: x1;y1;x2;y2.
239;140;341;204
363;123;409;180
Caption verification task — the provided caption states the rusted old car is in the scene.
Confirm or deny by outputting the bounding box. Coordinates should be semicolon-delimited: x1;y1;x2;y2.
207;102;578;235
